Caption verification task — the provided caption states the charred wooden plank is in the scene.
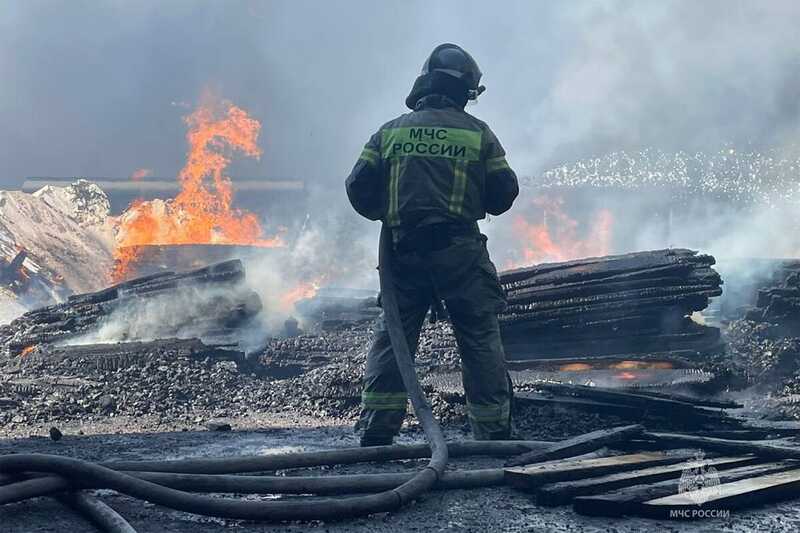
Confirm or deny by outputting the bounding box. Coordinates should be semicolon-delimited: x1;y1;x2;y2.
597;389;741;409
506;425;644;467
505;288;721;316
512;388;736;418
687;430;776;440
500;308;669;328
535;383;713;414
504;253;716;291
647;432;800;460
505;267;697;301
500;292;714;325
501;316;662;342
499;249;701;286
514;392;645;418
639;468;800;519
735;420;800;435
503;328;721;360
537;455;759;506
505;452;691;491
507;282;720;307
573;460;800;517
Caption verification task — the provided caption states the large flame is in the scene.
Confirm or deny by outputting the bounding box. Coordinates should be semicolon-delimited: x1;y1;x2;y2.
509;195;613;267
113;100;284;280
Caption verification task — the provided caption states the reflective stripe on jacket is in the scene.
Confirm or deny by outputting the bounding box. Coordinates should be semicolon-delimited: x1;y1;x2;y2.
346;95;519;226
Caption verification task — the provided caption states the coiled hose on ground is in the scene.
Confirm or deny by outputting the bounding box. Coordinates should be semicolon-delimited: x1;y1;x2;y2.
0;226;537;531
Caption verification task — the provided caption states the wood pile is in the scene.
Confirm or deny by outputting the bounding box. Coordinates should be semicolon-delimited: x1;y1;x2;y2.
498;249;723;361
0;259;261;356
744;261;800;334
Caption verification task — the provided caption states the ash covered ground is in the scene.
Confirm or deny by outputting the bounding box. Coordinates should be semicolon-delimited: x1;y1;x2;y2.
6;419;800;533
0;320;629;442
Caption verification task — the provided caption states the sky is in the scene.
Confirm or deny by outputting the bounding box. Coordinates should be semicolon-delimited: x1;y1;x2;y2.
2;0;800;192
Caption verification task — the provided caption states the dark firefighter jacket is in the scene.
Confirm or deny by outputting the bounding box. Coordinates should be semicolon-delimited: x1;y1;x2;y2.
346;95;519;228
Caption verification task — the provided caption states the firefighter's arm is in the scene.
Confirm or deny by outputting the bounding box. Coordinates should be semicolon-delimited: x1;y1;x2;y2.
483;127;519;215
345;132;385;221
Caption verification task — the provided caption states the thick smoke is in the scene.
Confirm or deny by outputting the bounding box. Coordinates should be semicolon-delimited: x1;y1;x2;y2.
3;1;800;318
3;2;799;186
67;284;260;345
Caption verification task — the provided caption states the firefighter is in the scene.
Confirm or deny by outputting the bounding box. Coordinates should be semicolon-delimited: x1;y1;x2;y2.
345;43;519;446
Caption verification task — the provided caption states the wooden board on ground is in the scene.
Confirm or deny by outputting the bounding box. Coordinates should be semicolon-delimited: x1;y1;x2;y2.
738;419;800;435
608;388;741;410
647;432;800;460
506;425;644;467
536;383;721;414
572;460;800;517
688;430;775;441
535;455;759;506
505;452;693;491
514;392;644;418
639;467;800;519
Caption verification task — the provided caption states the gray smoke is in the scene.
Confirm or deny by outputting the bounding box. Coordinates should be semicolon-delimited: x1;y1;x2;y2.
3;1;799;186
3;1;800;310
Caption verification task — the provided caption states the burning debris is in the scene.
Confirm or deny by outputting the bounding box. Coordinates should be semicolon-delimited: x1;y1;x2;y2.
113;100;284;281
498;248;723;366
0;259;260;357
509;194;614;266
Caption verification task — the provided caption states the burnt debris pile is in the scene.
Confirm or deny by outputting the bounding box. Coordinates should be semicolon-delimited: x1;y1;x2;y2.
498;249;723;363
0;259;262;356
295;287;381;330
744;260;800;335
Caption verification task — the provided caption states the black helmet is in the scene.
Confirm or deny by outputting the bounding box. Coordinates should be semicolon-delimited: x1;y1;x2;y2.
405;43;486;110
421;44;485;100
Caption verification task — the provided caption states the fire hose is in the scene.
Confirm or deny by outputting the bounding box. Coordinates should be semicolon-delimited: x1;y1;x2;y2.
0;226;537;530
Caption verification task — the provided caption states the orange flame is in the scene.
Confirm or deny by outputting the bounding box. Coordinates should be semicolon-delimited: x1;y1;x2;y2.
558;363;593;372
278;277;324;312
113;100;284;280
509;195;613;267
557;359;675;379
20;346;35;358
130;168;152;182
